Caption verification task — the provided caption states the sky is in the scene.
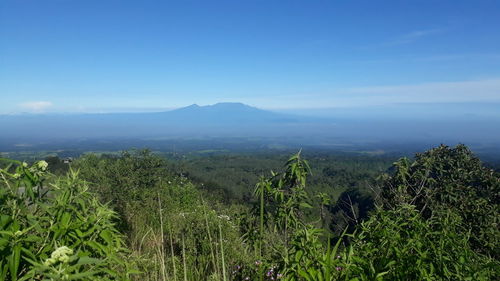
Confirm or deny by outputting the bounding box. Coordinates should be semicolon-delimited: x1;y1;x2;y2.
1;0;500;114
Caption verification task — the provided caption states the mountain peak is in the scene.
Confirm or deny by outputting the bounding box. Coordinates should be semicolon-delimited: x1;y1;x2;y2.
175;102;255;112
163;102;296;124
212;102;247;107
209;102;252;110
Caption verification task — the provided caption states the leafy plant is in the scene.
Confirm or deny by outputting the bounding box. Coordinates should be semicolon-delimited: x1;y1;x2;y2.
379;144;500;257
3;144;498;281
0;159;135;281
344;204;499;280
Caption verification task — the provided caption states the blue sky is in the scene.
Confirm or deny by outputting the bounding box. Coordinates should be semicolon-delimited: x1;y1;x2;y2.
1;0;499;113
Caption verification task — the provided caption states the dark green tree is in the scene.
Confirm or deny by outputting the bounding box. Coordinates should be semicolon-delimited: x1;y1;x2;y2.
379;144;500;257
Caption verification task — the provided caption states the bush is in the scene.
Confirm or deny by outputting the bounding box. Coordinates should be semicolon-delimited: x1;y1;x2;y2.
379;144;500;257
345;204;499;280
0;159;135;280
75;151;252;281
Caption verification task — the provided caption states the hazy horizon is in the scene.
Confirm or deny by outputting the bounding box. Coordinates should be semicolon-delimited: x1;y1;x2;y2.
2;101;500;123
1;0;499;155
1;0;500;116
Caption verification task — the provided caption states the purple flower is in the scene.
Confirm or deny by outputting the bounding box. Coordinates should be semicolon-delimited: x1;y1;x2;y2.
277;273;283;279
335;266;343;271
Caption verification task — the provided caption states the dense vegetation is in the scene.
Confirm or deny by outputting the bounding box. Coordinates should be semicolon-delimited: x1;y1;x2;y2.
173;152;392;201
1;144;499;280
0;159;135;280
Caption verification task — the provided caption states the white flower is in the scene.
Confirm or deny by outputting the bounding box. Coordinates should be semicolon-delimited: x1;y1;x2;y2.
44;246;73;265
44;258;56;266
37;160;48;171
22;162;28;167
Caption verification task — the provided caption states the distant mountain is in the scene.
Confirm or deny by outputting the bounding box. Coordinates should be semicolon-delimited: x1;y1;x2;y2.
1;102;499;148
0;103;311;140
155;102;299;124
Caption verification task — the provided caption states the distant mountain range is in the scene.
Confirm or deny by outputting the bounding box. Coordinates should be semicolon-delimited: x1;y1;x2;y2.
149;102;302;124
1;102;499;148
0;103;319;140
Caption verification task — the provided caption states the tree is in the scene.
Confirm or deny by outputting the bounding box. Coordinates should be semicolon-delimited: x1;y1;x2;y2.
379;144;500;257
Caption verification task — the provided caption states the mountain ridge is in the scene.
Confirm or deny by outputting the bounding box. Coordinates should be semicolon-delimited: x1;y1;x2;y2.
1;102;499;145
0;102;308;139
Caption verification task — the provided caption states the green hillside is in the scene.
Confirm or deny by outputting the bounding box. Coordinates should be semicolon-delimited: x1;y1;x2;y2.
1;144;498;280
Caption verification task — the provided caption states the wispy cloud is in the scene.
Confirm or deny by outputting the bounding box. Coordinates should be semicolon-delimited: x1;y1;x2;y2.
343;53;500;66
19;101;53;112
342;78;500;105
362;28;446;49
253;78;500;109
389;28;444;45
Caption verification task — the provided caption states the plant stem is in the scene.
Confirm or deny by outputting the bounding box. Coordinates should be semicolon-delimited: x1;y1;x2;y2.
218;222;227;281
158;192;166;281
260;181;264;258
202;201;219;277
182;235;187;281
169;225;177;281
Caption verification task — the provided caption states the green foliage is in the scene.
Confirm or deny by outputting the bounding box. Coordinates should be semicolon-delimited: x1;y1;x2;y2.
380;144;500;257
162;204;250;281
244;146;500;281
0;159;134;281
247;151;314;262
246;151;349;281
282;226;344;281
177;152;392;203
345;204;499;280
2;144;498;281
329;188;374;234
75;151;251;281
74;149;172;205
44;156;70;175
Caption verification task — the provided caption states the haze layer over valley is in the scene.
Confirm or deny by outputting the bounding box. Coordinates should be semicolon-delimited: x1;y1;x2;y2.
1;102;499;159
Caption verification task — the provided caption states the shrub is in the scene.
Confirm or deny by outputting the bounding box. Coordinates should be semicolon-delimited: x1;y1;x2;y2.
0;159;135;280
379;144;500;257
345;204;499;280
